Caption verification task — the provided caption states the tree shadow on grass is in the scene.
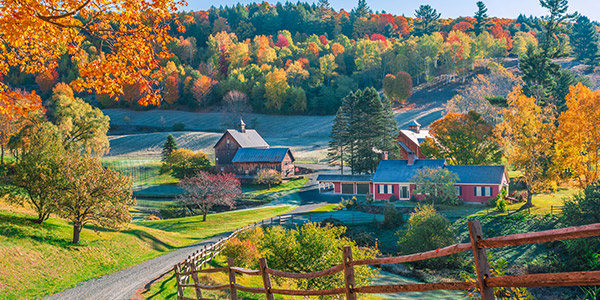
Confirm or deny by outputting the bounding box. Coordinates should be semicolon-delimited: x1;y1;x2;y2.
122;229;176;252
142;272;178;300
0;213;73;248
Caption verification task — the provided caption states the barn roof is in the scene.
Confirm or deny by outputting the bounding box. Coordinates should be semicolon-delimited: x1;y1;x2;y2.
214;129;269;148
232;148;293;163
399;129;431;146
372;159;446;183
316;174;373;182
446;165;507;185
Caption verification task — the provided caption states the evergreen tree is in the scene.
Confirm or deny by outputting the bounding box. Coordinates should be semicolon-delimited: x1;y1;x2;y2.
520;46;560;104
414;5;441;36
570;15;600;65
539;0;577;57
474;1;489;35
352;0;372;19
328;106;349;174
162;134;178;161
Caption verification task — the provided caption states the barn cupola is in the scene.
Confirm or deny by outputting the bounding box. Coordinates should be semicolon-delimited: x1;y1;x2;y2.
408;120;421;133
239;118;246;133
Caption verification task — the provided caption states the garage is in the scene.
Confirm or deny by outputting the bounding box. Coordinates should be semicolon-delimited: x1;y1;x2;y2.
356;184;370;195
341;183;354;194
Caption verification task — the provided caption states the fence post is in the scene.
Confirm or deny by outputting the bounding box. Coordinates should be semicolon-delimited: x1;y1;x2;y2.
259;258;275;300
342;246;357;300
278;215;281;225
174;264;185;300
468;220;495;300
188;260;203;300
291;214;294;224
228;257;238;300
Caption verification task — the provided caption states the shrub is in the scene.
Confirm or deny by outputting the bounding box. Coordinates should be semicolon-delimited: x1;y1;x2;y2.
172;122;186;131
365;194;373;204
409;194;418;202
495;197;507;212
340;197;357;209
388;195;398;202
222;237;261;268
383;203;403;228
255;169;282;189
397;205;459;268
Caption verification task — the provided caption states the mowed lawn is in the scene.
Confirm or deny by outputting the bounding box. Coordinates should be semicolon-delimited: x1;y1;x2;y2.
0;199;294;300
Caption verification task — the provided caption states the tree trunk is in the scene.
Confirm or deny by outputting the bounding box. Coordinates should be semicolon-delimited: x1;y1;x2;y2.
524;184;533;208
1;145;4;165
34;211;47;224
72;223;82;244
202;210;208;222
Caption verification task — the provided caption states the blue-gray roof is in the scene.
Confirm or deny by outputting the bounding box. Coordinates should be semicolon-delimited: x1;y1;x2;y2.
317;174;373;182
372;159;446;183
232;148;293;163
446;165;506;184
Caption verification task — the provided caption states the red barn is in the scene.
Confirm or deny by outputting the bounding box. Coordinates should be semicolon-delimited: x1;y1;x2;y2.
214;119;295;178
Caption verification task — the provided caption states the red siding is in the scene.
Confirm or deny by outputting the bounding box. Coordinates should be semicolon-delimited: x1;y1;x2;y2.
458;184;501;203
374;184;400;200
334;183;341;193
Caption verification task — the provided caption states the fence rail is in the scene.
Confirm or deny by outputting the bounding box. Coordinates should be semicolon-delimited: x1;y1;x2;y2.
174;221;600;300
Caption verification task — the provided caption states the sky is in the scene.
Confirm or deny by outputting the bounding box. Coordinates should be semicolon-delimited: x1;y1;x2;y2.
183;0;600;21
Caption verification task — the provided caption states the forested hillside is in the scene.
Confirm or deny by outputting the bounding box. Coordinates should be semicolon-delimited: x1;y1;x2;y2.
3;0;599;115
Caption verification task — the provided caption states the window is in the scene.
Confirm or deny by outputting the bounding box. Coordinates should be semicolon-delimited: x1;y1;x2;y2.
475;187;491;197
485;187;492;197
456;186;462;196
387;184;393;194
475;187;481;196
378;184;384;194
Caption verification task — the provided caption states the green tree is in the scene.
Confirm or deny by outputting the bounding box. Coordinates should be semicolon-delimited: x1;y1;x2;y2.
412;167;461;206
352;0;372;19
328;106;350;174
10;122;65;224
256;169;282;190
570;15;599;65
162;134;178;161
49;83;110;156
539;0;577;57
474;1;489;35
160;148;212;179
420;111;502;165
56;152;133;244
397;205;459;268
382;72;412;106
520;46;560;104
414;5;441;36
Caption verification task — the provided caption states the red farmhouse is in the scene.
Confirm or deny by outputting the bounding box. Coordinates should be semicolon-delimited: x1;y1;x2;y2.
318;158;508;204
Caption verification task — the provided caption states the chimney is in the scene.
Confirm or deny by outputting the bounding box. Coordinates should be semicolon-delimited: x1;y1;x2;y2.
381;151;388;160
239;118;246;133
407;153;416;165
408;120;421;134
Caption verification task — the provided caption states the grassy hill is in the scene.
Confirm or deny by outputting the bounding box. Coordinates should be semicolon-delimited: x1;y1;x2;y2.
0;199;294;300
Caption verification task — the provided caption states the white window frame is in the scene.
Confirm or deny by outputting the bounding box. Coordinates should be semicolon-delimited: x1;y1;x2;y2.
456;186;461;196
378;184;384;194
387;184;393;194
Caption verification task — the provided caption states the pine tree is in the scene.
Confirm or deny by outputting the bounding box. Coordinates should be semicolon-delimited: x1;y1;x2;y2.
328;106;349;174
474;1;489;35
414;5;441;36
520;46;560;105
570;15;600;65
539;0;577;57
162;134;178;161
352;0;372;19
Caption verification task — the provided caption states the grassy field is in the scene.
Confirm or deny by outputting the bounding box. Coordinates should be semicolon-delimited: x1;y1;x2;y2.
243;177;309;197
0;199;294;300
101;157;177;188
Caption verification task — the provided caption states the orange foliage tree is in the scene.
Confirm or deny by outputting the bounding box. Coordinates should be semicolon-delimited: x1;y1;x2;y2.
35;68;59;95
192;75;217;105
163;74;180;105
0;0;185;119
556;84;600;188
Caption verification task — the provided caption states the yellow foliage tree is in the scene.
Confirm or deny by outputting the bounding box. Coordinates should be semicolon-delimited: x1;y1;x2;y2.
495;87;556;207
0;0;185;118
556;83;600;188
264;68;289;112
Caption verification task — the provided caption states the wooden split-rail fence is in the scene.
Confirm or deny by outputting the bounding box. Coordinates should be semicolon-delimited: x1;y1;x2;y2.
173;220;600;300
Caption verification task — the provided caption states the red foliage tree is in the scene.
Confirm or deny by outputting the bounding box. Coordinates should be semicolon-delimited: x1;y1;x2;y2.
319;35;328;46
452;21;474;32
274;34;289;48
163;74;180;105
35;68;58;95
178;171;241;221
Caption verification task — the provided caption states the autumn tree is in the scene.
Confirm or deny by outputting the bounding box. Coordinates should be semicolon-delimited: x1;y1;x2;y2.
495;87;557;207
192;75;217;105
35;68;59;95
49;83;110;156
414;5;441;36
264;68;289;112
421;111;502;165
0;0;185;120
382;71;412;106
256;169;282;190
223;90;252;128
11;122;65;223
160;148;212;179
412;168;461;206
555;84;600;188
162;134;178;161
178;171;241;221
163;74;180;105
56;152;133;244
